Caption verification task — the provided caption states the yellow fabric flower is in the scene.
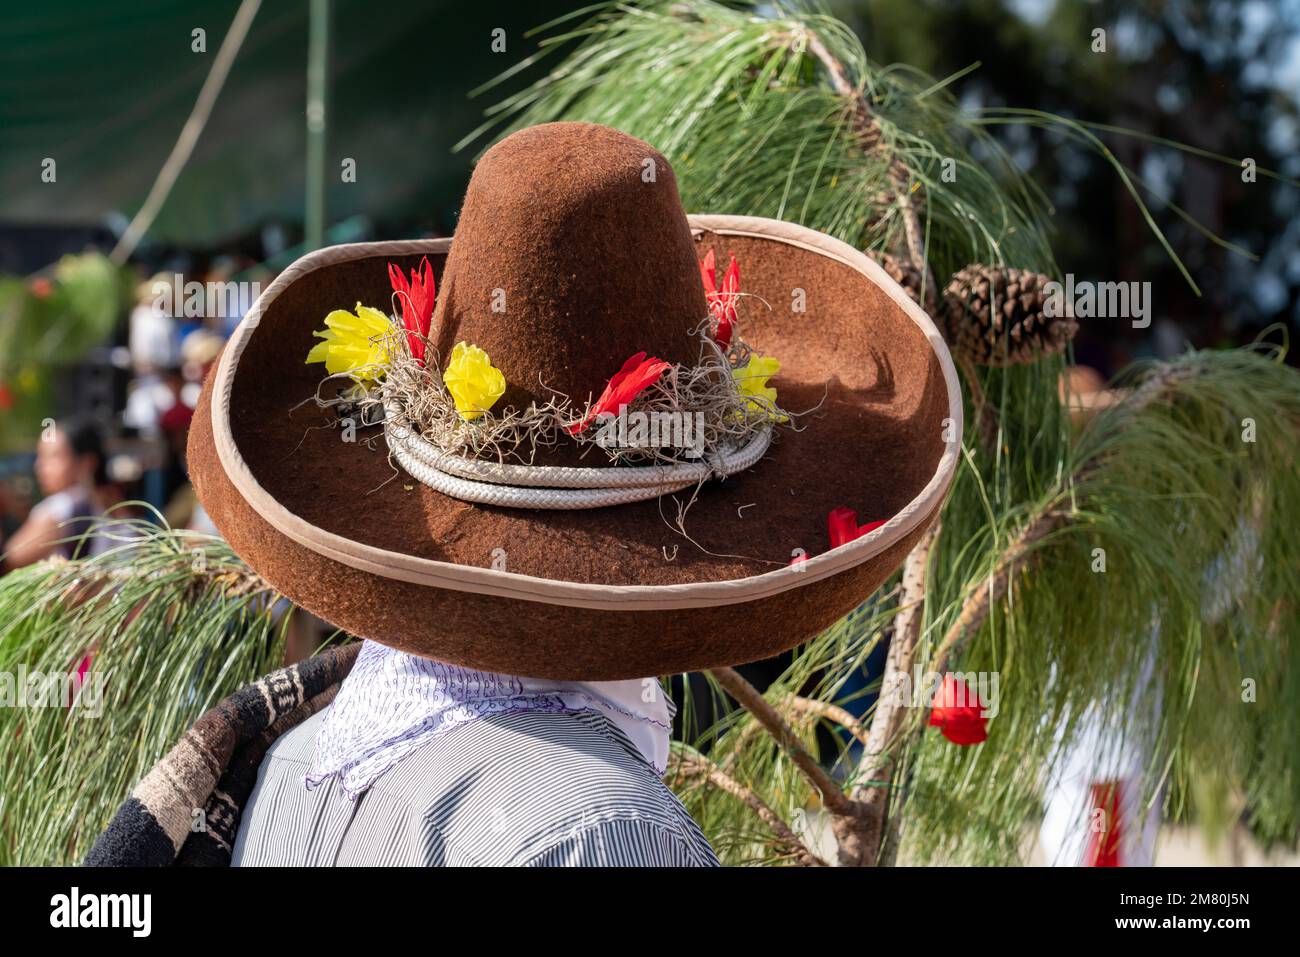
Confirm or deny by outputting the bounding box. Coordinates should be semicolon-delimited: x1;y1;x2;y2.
443;341;506;420
732;354;787;422
305;303;392;382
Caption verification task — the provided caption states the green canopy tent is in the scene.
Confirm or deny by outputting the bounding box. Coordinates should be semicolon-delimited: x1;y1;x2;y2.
0;0;574;253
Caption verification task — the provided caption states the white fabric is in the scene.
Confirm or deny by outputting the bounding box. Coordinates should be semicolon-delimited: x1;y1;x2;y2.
306;640;675;800
128;303;178;372
1039;636;1162;866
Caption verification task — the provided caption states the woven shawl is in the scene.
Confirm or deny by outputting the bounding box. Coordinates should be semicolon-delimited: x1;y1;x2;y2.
83;642;360;867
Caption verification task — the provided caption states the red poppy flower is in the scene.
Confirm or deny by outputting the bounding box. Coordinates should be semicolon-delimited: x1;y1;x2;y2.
700;248;739;349
388;257;436;365
29;277;53;299
827;506;887;547
928;674;989;745
566;352;671;435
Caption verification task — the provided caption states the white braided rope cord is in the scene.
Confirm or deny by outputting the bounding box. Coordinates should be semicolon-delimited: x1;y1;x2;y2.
384;407;773;509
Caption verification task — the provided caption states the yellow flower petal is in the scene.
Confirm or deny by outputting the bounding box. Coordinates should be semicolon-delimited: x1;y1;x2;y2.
305;303;392;382
354;303;392;331
732;354;787;422
443;341;506;420
305;340;331;365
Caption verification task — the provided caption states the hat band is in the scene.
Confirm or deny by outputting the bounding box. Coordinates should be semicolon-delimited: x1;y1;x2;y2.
384;403;772;509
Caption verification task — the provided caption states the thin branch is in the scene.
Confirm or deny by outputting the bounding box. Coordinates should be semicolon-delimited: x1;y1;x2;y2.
782;694;871;750
850;519;940;807
803;27;937;311
671;750;828;866
709;666;856;814
110;0;263;264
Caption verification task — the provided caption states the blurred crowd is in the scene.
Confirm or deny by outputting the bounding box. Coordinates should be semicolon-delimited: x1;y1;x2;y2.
0;256;265;573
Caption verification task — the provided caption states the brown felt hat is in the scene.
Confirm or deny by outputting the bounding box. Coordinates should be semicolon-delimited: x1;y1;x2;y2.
189;122;962;679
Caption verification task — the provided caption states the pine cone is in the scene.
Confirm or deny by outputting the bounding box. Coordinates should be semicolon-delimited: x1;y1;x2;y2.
871;251;925;305
940;265;1076;367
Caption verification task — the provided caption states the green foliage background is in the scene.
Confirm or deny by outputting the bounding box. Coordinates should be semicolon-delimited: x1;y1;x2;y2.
1;1;1297;865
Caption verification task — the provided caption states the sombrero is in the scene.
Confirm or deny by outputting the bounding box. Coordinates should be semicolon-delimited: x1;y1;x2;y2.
189;122;961;679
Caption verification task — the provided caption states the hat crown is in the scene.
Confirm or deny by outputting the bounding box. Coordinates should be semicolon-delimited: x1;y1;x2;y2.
431;122;707;409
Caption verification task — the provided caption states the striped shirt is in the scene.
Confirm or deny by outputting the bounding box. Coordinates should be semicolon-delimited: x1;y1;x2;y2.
232;706;719;867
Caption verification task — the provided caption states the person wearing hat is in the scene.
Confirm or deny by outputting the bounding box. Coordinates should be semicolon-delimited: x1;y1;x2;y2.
86;122;960;867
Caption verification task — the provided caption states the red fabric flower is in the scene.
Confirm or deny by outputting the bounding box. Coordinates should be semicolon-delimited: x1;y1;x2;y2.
827;507;887;547
791;508;886;565
928;674;989;745
700;248;739;349
388;257;436;365
566;352;671;435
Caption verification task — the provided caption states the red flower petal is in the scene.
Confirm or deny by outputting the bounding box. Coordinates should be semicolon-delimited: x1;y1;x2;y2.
928;675;988;746
700;248;717;296
700;249;738;349
827;507;887;548
935;719;989;746
389;257;436;365
566;352;671;435
414;257;435;331
721;253;739;297
828;507;860;548
388;262;409;298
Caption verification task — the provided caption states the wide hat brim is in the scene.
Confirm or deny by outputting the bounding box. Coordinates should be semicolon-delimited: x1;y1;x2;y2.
190;215;962;679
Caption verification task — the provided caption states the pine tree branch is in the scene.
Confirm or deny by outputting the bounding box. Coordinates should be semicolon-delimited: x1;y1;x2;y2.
850;519;939;801
671;749;828;866
837;361;1201;864
802;27;937;312
42;552;273;602
930;512;1066;676
709;666;857;815
709;668;897;867
820;519;940;866
782;694;872;750
933;361;1201;675
865;361;1204;862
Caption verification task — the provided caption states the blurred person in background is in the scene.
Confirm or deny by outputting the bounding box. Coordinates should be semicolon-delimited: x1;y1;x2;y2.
124;273;181;439
201;255;249;340
1;418;112;570
128;273;180;374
